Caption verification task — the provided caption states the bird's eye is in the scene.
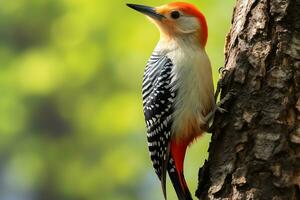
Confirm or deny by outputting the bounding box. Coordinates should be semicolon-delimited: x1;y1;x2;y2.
170;11;180;19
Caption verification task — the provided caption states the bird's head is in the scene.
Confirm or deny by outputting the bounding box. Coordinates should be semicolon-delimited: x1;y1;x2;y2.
127;2;208;48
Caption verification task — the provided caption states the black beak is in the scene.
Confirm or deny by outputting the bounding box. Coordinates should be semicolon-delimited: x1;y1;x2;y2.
127;4;165;20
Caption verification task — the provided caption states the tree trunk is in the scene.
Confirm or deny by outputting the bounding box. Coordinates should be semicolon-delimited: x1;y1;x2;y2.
196;0;300;199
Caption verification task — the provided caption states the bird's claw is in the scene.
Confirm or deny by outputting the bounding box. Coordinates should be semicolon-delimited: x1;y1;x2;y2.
218;66;229;77
216;106;227;113
218;66;225;73
219;90;237;106
215;89;237;114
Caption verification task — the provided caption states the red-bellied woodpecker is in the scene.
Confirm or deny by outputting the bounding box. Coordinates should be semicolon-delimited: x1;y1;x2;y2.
128;2;216;200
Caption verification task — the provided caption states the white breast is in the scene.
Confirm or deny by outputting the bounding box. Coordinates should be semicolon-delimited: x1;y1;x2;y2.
156;38;215;140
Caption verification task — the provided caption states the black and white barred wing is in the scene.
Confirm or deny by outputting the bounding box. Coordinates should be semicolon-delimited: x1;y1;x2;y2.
142;53;175;180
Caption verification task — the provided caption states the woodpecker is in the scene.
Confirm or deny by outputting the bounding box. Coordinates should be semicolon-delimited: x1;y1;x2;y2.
128;2;215;200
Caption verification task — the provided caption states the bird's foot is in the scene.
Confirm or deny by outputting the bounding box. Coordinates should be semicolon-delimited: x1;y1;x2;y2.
206;90;237;133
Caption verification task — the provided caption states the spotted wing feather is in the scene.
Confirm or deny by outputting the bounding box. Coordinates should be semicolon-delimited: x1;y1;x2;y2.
142;52;177;185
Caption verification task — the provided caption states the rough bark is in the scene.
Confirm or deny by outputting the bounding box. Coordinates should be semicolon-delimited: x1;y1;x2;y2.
196;0;300;199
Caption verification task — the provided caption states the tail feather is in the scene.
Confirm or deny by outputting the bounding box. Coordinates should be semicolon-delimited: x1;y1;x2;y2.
168;140;192;200
168;170;193;200
161;143;171;200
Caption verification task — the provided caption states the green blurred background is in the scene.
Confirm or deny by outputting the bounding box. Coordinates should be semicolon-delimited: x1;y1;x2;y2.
0;0;235;199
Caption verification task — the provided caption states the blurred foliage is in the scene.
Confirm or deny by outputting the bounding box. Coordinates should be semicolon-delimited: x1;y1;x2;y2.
0;0;235;199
